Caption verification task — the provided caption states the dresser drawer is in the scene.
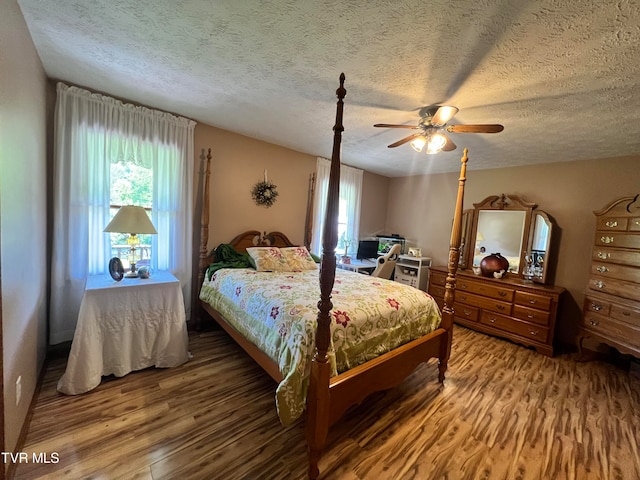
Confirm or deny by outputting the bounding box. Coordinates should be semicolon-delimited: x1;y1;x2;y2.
582;311;640;344
513;304;550;326
455;303;479;322
429;284;446;298
595;232;640;249
590;261;640;283
514;291;552;311
583;296;611;316
597;217;629;231
457;278;514;302
588;275;640;302
610;303;640;327
480;311;549;343
592;247;640;267
429;271;447;287
456;291;512;315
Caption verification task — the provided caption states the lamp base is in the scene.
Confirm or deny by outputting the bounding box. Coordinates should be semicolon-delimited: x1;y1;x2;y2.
125;260;138;278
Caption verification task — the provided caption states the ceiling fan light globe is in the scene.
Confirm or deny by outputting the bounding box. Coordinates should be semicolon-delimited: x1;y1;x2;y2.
430;105;459;125
426;133;447;154
410;137;426;152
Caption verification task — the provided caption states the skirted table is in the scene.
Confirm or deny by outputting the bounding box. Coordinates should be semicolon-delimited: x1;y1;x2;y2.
57;270;190;395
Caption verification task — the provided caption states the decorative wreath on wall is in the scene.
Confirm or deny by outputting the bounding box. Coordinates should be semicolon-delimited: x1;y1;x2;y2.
251;170;279;207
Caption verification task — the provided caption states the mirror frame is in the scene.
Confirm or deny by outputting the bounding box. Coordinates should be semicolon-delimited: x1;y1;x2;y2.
465;194;538;279
527;210;554;284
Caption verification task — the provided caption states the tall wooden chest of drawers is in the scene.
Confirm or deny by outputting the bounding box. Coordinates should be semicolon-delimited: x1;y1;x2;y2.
578;194;640;358
429;266;565;356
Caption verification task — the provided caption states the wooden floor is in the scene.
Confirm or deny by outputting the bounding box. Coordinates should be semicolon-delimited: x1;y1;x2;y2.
12;325;640;480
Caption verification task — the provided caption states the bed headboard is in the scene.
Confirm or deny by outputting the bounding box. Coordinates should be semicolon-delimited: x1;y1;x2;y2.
226;230;296;253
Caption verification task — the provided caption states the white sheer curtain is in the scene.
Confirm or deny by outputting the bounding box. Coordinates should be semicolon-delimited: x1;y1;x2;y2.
310;157;363;257
50;83;195;344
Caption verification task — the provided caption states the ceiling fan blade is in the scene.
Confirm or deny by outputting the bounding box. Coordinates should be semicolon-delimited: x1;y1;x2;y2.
374;123;420;129
430;106;459;126
387;132;423;148
441;134;457;151
446;124;504;133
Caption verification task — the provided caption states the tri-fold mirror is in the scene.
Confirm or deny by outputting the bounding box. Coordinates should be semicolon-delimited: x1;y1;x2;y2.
459;194;555;284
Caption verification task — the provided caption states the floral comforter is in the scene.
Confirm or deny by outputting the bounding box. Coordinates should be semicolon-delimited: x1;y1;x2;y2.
199;268;441;426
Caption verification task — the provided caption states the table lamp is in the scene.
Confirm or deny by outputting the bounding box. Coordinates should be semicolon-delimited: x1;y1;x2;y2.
104;206;157;277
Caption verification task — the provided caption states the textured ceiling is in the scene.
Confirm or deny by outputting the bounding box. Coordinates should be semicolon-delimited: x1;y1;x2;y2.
17;0;640;177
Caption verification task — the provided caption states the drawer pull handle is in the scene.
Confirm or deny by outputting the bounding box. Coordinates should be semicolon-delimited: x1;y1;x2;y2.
623;311;631;316
529;299;538;304
605;220;618;228
497;305;505;310
527;314;534;319
596;265;609;273
600;236;614;244
460;295;467;301
589;320;599;326
489;318;496;323
498;291;507;297
529;330;538;336
594;280;605;289
461;283;467;288
590;303;603;311
597;251;610;260
636;221;640;226
463;310;472;316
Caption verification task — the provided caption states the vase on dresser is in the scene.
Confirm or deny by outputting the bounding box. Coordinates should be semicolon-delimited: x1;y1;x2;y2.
578;194;640;359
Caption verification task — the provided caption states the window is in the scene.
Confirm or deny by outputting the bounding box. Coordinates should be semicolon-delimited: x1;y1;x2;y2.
310;157;363;257
50;83;195;343
108;161;153;269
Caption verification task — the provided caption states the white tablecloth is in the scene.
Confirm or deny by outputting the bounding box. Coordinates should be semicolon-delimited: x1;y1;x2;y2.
57;271;190;395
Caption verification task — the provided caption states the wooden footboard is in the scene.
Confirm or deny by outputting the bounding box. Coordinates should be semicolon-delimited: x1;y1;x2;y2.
326;328;447;427
197;74;467;480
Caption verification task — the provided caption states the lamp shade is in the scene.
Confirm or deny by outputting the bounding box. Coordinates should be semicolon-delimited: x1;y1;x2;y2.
104;206;157;234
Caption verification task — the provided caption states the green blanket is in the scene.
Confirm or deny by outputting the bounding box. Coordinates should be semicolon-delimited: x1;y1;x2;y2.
206;243;253;279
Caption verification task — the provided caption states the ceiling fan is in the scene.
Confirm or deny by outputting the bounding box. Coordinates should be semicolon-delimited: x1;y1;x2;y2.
374;106;504;154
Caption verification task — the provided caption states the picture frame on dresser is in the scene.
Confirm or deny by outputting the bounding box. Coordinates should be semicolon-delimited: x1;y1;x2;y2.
578;194;640;359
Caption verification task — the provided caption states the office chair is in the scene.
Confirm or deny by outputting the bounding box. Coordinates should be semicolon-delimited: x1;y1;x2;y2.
370;243;401;280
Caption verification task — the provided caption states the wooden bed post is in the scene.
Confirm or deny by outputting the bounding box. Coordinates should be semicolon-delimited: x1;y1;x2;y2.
304;172;316;250
306;73;346;480
439;148;468;382
196;148;212;329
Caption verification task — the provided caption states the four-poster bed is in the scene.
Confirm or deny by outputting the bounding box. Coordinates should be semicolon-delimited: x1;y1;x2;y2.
197;74;467;479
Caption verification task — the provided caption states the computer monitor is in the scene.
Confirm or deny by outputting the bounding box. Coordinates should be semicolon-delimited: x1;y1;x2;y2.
356;240;379;259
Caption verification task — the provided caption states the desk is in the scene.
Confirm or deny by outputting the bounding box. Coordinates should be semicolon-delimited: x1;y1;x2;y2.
57;271;190;395
337;258;377;274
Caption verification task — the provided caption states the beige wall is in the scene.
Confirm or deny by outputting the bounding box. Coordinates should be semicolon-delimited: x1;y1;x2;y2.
387;155;640;346
0;0;49;456
193;124;389;251
359;171;389;239
193;125;317;249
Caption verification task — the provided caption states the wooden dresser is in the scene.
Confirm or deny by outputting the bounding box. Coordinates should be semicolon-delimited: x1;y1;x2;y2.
429;266;565;356
578;194;640;358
